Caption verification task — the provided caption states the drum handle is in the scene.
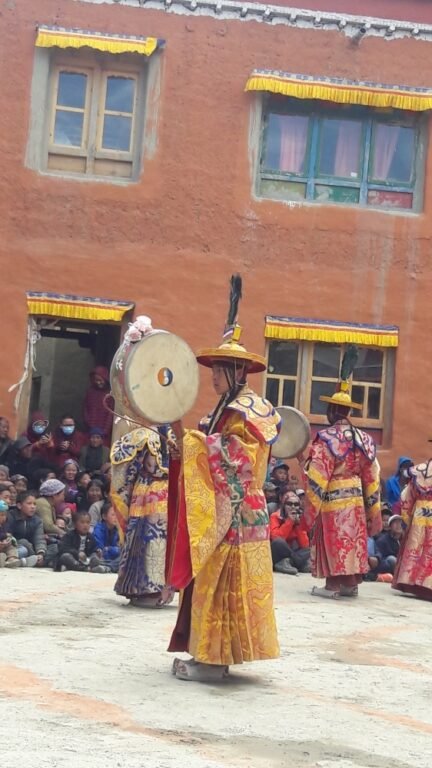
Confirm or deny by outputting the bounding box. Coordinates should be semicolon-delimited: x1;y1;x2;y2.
103;393;171;444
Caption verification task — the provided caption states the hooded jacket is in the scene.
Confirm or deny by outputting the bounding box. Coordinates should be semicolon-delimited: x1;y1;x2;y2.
385;457;413;507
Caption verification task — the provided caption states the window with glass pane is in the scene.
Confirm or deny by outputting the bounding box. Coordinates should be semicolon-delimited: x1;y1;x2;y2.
265;341;299;407
259;98;421;211
318;119;362;179
101;76;136;152
263;114;310;175
53;71;88;147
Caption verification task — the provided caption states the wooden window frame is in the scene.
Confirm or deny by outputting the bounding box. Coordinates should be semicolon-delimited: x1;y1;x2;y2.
46;52;145;180
259;96;422;211
264;339;394;435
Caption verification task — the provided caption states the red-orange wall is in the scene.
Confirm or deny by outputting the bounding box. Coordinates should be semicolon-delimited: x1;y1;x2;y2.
1;0;432;473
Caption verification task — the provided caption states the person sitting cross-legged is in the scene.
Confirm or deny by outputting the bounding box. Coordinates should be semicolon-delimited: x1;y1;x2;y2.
270;491;311;575
56;509;111;573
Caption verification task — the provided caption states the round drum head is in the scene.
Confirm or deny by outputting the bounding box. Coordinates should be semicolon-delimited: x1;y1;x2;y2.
123;332;199;424
272;406;311;459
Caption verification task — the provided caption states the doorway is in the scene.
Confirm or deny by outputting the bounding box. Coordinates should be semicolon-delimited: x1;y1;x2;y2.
28;319;121;431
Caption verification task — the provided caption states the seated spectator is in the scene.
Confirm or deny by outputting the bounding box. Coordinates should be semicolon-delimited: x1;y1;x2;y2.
32;467;58;491
380;502;392;533
9;437;34;478
56;510;111;573
53;415;85;468
271;461;289;491
0;465;9;482
9;491;47;568
80;428;110;473
0;483;12;507
61;459;80;502
36;479;66;539
93;501;121;573
8;484;18;508
270;491;311;575
56;501;76;531
83;367;113;443
0;417;14;466
0;498;21;568
375;515;403;576
74;471;92;509
85;480;107;529
11;475;28;494
263;482;279;515
386;457;413;508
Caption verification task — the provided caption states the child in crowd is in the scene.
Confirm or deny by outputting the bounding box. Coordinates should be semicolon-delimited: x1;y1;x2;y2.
56;502;76;531
375;515;403;575
0;498;21;568
9;492;47;567
93;501;121;573
56;510;111;573
85;479;107;529
11;475;28;494
379;502;392;534
0;483;12;507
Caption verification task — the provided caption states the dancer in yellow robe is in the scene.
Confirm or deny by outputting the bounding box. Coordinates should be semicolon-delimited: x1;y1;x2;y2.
167;275;280;682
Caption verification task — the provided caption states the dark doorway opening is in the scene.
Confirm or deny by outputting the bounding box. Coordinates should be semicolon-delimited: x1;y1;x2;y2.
29;319;121;431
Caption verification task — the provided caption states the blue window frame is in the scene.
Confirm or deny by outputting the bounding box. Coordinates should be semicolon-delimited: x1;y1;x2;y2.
259;97;422;211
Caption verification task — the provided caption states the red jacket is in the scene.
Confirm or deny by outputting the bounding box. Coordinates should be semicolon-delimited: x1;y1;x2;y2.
270;511;309;549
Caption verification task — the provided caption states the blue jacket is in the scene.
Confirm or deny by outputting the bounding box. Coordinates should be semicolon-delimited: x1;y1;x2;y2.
93;521;120;560
385;456;413;506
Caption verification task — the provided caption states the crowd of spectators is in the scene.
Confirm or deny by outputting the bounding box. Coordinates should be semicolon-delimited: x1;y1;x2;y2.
0;366;118;574
0;399;413;585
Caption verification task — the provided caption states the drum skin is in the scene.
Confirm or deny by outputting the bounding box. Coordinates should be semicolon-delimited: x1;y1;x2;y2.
110;331;199;424
272;406;311;459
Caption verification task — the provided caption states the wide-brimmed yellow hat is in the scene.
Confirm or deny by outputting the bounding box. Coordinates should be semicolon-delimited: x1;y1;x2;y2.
319;380;362;410
196;334;266;374
319;390;362;410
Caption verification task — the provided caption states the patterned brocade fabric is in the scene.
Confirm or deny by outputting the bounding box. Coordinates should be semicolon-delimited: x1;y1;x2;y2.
304;422;381;578
393;461;432;595
226;387;281;445
318;424;376;461
180;409;279;665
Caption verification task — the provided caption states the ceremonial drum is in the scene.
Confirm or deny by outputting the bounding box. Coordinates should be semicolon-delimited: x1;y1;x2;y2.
110;330;200;425
272;406;311;459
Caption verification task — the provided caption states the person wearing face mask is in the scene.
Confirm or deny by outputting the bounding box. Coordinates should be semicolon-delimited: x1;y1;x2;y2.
302;346;382;600
53;415;85;469
385;457;414;509
25;411;56;463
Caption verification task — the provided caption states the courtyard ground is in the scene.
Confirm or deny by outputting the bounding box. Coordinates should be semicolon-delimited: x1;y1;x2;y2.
0;570;431;768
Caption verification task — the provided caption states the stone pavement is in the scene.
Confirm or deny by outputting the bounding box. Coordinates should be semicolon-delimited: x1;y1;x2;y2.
0;569;431;768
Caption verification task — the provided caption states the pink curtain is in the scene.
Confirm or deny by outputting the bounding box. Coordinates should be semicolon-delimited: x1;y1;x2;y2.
333;120;362;178
278;115;308;173
373;124;400;180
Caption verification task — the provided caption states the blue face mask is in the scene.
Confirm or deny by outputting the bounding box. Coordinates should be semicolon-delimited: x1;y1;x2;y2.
33;425;46;435
61;426;75;436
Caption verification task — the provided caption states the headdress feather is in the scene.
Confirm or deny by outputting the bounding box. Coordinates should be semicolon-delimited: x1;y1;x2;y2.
226;274;242;328
340;345;359;382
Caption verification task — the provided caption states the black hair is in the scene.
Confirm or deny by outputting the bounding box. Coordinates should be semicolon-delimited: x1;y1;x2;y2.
60;414;75;422
17;490;37;505
32;467;58;488
72;509;91;525
100;499;113;518
77;470;91;484
207;361;248;436
0;483;11;494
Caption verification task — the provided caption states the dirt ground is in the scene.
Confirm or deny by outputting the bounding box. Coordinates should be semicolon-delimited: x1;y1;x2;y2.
1;570;431;768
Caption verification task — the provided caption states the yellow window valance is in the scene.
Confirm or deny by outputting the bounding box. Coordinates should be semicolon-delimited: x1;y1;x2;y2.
27;292;134;323
246;70;432;112
36;25;164;57
265;316;399;348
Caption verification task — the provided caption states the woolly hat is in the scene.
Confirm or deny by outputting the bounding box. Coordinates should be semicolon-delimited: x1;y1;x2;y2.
39;479;66;497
